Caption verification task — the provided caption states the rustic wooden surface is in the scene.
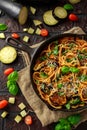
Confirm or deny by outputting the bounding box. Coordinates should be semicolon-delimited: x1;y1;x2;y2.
0;0;87;130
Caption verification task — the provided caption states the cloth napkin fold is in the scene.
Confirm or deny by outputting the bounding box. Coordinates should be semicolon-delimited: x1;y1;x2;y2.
17;27;87;127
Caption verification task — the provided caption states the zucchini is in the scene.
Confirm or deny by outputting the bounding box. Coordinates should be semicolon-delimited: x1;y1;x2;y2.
23;35;30;42
18;6;28;25
43;10;59;26
35;28;41;35
1;111;8;118
0;33;5;39
23;28;28;32
18;102;26;110
28;27;35;34
20;110;27;117
69;0;81;4
33;19;42;26
30;6;36;15
14;115;22;123
8;97;15;104
53;6;68;19
0;46;17;64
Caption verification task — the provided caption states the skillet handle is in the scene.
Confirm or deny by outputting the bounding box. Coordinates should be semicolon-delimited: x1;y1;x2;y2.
6;36;34;56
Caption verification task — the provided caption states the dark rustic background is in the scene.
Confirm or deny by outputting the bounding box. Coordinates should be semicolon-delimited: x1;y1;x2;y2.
0;0;87;130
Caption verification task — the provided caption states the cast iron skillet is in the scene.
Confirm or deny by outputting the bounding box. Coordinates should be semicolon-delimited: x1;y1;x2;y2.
6;33;87;112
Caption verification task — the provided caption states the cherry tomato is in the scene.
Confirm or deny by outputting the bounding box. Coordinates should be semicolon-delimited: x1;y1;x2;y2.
40;29;49;37
24;115;32;125
69;13;78;21
11;33;20;39
0;100;8;109
4;68;14;76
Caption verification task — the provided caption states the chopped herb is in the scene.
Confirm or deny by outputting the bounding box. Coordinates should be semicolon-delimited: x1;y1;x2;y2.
58;91;64;96
65;103;71;110
41;83;45;90
40;55;47;61
78;54;86;60
66;58;76;62
47;52;52;57
79;74;87;81
53;40;58;45
52;45;59;55
70;98;81;105
85;55;87;58
61;66;70;74
35;80;39;84
82;49;87;53
69;67;80;73
56;74;61;81
48;63;55;67
66;58;72;62
76;83;79;87
40;72;48;78
41;83;50;94
62;49;68;55
47;62;57;67
57;83;63;89
68;42;76;49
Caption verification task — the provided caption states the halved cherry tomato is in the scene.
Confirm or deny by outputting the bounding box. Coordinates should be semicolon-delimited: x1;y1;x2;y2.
40;29;49;37
11;33;20;39
69;13;78;21
0;100;8;109
4;68;14;76
24;115;32;125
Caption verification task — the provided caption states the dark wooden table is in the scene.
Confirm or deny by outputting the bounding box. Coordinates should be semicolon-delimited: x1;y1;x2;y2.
0;0;87;130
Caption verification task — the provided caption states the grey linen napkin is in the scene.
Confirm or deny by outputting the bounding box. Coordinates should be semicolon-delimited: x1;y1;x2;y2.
17;27;87;127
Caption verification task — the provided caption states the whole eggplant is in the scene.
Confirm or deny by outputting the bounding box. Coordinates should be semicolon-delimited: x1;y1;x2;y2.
0;0;28;25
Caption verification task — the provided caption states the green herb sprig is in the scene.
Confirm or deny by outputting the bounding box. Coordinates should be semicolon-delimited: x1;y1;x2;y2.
55;114;81;130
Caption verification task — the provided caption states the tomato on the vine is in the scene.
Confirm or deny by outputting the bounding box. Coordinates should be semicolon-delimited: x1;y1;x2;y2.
24;115;33;125
69;13;78;21
11;33;20;39
40;28;49;37
4;68;14;76
0;100;8;109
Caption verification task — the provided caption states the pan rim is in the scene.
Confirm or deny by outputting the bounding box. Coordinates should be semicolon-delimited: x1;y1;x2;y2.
30;33;87;112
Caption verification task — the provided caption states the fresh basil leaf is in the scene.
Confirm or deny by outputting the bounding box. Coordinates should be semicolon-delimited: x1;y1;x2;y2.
7;71;18;81
67;114;81;125
7;80;17;88
0;23;8;31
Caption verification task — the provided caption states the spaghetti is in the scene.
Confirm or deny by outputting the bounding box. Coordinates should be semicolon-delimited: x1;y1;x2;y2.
33;36;87;110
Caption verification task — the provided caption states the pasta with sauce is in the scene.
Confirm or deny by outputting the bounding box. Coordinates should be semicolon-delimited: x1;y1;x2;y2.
33;36;87;110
